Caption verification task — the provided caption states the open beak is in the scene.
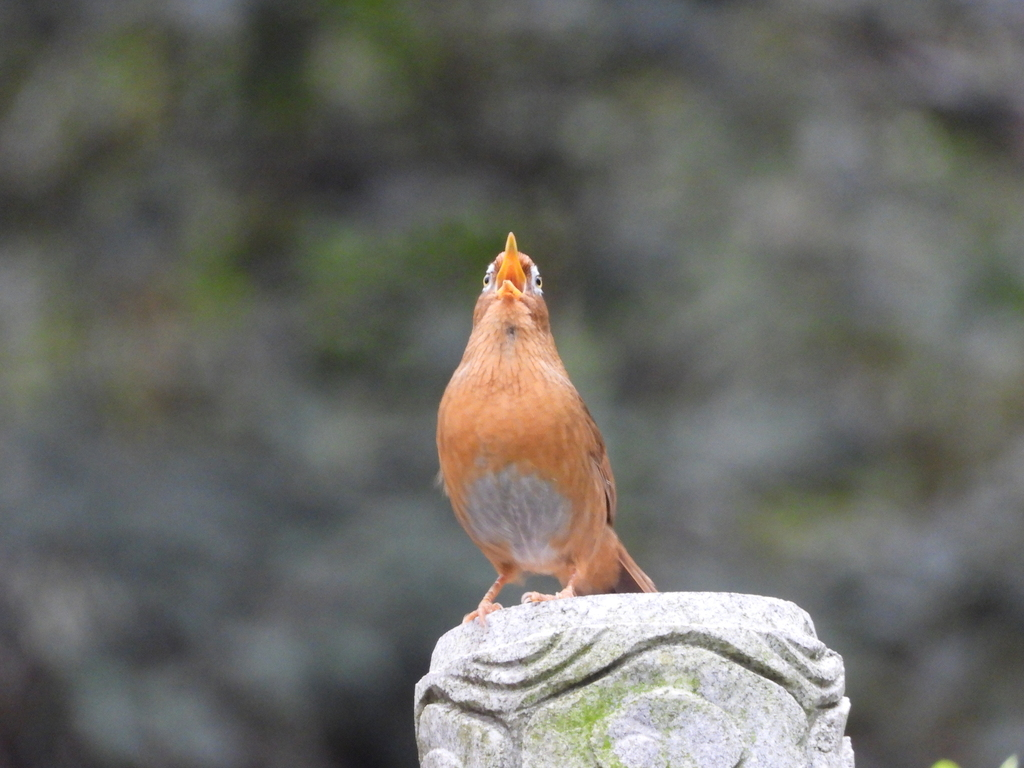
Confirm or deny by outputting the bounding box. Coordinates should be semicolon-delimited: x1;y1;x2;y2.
495;232;526;298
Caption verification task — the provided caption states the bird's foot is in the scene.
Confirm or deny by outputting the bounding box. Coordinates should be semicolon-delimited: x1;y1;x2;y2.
521;584;577;604
463;599;503;626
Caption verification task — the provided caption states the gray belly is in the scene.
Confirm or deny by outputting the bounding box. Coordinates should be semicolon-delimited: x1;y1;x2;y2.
464;467;572;571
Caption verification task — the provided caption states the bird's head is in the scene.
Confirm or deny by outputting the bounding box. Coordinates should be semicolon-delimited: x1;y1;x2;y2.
472;233;549;333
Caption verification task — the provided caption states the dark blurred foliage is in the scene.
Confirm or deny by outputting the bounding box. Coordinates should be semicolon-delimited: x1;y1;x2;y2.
1;0;1023;766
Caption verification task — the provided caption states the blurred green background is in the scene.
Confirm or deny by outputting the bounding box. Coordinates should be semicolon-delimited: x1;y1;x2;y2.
1;1;1023;766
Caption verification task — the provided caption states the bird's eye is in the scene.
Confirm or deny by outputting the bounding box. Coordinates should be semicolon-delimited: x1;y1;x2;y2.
483;272;492;287
533;274;542;289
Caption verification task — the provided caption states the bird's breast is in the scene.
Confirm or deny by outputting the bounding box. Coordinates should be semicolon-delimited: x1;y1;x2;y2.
462;466;572;572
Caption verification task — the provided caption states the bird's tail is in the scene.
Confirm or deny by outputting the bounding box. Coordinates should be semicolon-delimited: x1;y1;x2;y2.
612;538;657;594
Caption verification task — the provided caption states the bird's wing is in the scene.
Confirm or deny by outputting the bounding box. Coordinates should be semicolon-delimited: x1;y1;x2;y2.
579;398;617;527
593;449;616;527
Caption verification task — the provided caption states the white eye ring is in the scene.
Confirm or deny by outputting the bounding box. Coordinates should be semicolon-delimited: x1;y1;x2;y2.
483;265;495;288
529;265;543;292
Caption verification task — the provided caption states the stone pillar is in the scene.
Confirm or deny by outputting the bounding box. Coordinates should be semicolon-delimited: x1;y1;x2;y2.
415;592;853;768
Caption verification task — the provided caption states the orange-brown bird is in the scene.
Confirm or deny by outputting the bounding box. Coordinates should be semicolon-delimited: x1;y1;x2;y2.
437;233;656;624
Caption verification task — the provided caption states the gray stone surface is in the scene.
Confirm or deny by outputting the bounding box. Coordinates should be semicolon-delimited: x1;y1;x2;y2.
415;592;853;768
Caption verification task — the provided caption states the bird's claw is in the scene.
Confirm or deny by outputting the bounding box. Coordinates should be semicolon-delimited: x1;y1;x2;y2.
463;600;503;626
521;586;576;604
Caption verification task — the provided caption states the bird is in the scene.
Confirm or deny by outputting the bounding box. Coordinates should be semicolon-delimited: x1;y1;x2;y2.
436;233;656;624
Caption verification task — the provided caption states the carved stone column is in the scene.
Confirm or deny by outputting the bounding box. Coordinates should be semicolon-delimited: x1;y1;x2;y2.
415;592;853;768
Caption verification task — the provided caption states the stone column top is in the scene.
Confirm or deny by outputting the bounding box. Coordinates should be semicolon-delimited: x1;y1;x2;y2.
432;591;818;664
415;592;854;768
